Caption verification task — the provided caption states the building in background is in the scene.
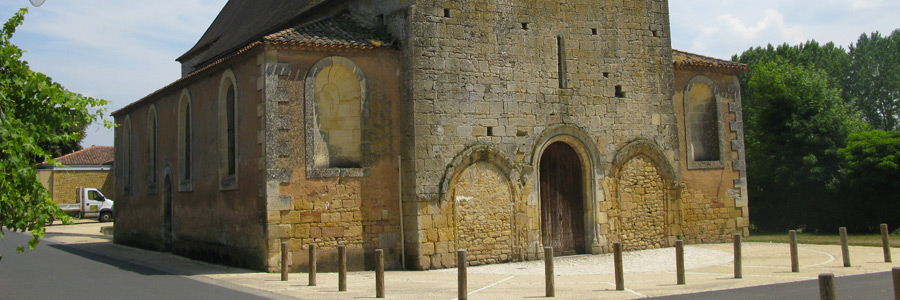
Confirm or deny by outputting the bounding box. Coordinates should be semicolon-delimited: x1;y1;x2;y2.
38;145;115;204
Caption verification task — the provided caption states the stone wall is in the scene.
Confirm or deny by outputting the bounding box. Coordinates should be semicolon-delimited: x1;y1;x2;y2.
614;156;668;250
49;170;114;204
673;69;749;242
454;162;514;266
382;0;677;269
261;46;404;272
113;49;268;270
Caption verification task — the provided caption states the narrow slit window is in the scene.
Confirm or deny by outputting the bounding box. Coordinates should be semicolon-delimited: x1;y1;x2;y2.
557;36;567;89
444;8;450;18
521;23;528;30
487;127;494;136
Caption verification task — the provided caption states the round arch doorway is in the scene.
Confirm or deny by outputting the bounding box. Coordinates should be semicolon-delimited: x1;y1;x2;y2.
539;142;586;255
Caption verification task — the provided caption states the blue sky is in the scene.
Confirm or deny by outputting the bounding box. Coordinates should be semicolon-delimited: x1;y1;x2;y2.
1;0;898;148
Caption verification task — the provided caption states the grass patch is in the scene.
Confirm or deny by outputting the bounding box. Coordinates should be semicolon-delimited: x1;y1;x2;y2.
748;233;898;248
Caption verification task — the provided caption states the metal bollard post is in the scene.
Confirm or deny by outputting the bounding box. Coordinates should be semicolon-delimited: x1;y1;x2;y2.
614;242;624;291
676;240;685;285
883;224;892;263
790;230;799;272
734;233;742;279
338;245;347;291
892;267;900;300
458;249;467;300
819;273;837;300
281;242;289;281
840;227;851;267
309;244;317;286
375;249;385;298
544;247;555;297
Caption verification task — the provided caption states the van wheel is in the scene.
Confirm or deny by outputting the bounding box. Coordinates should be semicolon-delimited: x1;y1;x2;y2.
46;215;54;226
99;212;113;223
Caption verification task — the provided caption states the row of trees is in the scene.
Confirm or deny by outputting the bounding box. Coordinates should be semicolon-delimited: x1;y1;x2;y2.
735;29;900;232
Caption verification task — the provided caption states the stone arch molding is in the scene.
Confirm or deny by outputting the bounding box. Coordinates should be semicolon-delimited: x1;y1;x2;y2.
439;144;523;203
684;75;725;169
304;56;369;178
607;138;679;249
530;124;604;254
440;144;524;263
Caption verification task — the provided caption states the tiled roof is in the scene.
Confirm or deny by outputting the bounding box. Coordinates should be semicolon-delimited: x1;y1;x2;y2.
47;146;114;166
264;13;394;49
673;50;748;74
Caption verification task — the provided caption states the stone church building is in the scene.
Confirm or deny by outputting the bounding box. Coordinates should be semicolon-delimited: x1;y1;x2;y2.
112;0;748;272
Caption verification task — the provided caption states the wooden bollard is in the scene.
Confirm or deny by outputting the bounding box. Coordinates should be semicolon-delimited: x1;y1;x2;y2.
309;244;317;286
375;249;385;298
819;273;837;300
840;227;851;267
614;242;624;290
733;233;742;279
675;240;685;285
544;247;554;297
281;242;289;281
882;224;892;263
458;249;467;300
338;245;347;291
790;230;799;272
892;267;900;300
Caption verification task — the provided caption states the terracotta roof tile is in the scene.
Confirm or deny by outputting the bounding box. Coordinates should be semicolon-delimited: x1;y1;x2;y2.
48;146;114;166
264;13;394;49
673;49;748;74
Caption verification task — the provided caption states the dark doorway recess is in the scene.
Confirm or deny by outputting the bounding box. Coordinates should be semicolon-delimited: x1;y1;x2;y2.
539;142;585;255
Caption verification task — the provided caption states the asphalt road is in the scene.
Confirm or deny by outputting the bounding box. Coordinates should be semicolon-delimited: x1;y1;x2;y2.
650;271;896;300
0;231;273;300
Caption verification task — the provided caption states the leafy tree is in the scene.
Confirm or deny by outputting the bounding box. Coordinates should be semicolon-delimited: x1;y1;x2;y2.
744;60;866;232
848;30;900;130
835;130;900;231
0;8;110;252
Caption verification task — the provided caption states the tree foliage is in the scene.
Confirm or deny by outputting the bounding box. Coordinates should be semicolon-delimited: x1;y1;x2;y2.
742;60;865;232
847;30;900;130
0;8;110;252
835;130;900;230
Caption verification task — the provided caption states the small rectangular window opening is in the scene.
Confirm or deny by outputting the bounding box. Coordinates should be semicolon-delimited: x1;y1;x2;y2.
603;72;609;78
615;85;626;98
443;8;450;18
486;127;494;136
591;28;598;35
521;23;528;30
652;30;658;37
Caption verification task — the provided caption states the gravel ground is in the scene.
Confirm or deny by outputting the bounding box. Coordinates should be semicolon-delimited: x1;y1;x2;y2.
436;246;733;276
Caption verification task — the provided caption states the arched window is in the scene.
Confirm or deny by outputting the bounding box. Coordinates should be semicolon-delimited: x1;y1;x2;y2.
121;116;132;194
218;69;239;189
305;56;367;177
177;89;193;191
147;105;159;193
684;76;722;168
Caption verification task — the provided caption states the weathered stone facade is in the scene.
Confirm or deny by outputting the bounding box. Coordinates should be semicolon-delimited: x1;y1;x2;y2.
112;0;749;272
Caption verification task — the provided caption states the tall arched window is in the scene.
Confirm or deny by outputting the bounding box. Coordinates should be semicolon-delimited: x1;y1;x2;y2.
305;56;367;177
218;69;239;189
121;116;132;194
177;89;193;191
684;76;723;169
147;105;159;193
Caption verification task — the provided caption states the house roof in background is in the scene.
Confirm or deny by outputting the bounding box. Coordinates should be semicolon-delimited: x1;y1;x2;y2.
43;146;114;167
